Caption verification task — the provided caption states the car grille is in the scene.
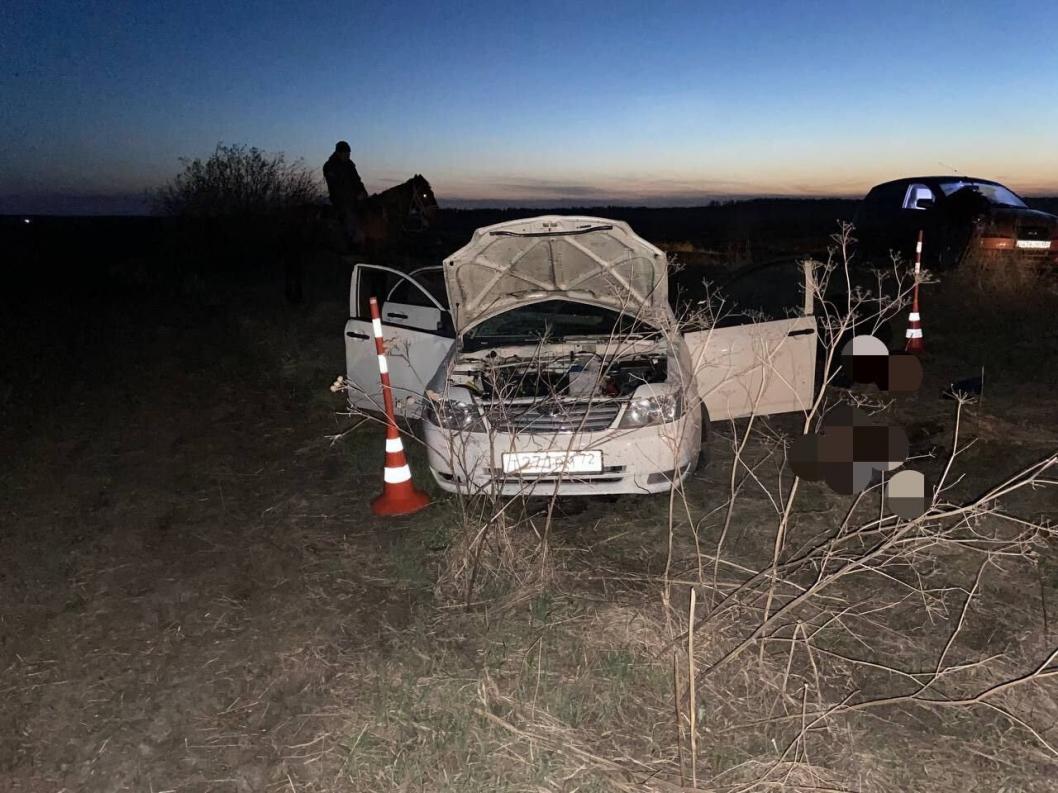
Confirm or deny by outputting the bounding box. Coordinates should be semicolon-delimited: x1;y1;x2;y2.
485;399;622;433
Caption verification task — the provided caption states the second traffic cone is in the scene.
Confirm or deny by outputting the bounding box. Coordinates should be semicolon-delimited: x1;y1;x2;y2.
368;296;431;517
905;290;924;354
905;230;925;354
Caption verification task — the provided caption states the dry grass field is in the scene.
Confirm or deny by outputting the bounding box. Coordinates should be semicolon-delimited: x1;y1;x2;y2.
2;211;1057;791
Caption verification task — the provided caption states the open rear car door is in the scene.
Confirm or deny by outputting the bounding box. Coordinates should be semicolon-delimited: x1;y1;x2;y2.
344;264;455;418
682;261;817;421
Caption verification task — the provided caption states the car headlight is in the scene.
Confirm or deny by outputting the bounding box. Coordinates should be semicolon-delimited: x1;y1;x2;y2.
423;399;484;431
618;391;683;428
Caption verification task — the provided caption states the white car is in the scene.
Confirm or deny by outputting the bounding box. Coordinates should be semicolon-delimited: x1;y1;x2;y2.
344;216;817;496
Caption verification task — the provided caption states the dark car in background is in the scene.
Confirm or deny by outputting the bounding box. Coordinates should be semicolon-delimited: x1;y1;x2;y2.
854;176;1058;269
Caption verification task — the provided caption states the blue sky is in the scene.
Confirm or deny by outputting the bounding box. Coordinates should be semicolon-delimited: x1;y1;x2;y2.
3;0;1057;212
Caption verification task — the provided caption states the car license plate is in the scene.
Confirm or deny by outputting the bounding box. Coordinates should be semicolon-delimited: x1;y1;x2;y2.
502;450;602;475
1016;239;1051;250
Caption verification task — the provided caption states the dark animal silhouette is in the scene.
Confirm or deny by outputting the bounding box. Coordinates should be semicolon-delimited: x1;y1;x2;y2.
357;174;439;255
279;175;440;303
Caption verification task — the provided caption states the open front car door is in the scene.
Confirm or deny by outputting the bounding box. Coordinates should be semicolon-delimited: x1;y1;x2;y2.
682;261;817;421
344;264;455;418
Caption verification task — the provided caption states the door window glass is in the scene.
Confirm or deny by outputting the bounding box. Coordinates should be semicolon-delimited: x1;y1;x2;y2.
387;268;448;308
355;265;452;336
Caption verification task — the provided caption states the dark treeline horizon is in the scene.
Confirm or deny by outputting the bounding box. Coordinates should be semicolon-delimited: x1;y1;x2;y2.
5;193;1058;220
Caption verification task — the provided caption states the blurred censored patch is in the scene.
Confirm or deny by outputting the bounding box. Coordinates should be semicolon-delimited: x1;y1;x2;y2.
790;404;909;495
840;334;922;393
886;469;928;519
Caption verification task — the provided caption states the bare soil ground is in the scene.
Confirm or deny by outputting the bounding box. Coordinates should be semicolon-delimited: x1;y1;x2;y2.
2;226;1057;791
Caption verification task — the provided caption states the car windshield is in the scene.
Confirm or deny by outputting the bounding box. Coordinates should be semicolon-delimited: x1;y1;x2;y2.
937;180;1027;208
462;299;657;350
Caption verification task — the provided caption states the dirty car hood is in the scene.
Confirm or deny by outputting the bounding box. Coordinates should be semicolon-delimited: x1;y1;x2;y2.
443;216;669;333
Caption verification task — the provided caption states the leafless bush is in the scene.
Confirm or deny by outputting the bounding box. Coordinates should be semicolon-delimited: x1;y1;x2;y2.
151;142;322;218
432;490;552;608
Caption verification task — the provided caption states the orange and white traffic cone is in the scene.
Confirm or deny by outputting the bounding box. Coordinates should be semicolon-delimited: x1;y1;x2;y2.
368;296;431;517
905;230;925;354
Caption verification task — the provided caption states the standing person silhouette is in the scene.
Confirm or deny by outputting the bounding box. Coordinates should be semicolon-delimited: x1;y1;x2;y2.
323;141;369;251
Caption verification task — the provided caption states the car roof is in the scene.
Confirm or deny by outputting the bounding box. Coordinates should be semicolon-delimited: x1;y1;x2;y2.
869;175;1003;191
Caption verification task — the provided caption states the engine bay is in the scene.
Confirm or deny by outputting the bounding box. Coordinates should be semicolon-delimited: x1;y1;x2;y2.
449;347;669;401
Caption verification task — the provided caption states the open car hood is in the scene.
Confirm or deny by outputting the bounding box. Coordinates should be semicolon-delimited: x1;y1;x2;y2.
443;216;669;333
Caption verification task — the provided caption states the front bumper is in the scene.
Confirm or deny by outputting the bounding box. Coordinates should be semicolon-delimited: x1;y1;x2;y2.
422;415;701;496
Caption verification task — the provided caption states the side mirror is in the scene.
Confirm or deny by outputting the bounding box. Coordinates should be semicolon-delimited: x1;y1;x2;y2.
915;198;935;209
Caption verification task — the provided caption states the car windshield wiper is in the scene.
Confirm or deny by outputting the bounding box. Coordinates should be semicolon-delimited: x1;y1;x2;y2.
462;334;543;350
559;331;656;341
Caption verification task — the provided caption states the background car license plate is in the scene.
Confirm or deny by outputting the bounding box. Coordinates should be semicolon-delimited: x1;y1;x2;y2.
1016;239;1051;249
502;450;602;475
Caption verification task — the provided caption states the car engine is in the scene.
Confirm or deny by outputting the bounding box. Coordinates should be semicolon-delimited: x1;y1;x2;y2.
450;349;668;401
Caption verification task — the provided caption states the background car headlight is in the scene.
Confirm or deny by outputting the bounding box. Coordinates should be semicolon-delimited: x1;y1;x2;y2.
618;391;683;428
423;399;484;431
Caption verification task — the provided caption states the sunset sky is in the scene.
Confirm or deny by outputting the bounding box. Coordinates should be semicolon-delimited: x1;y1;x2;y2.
3;0;1057;213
